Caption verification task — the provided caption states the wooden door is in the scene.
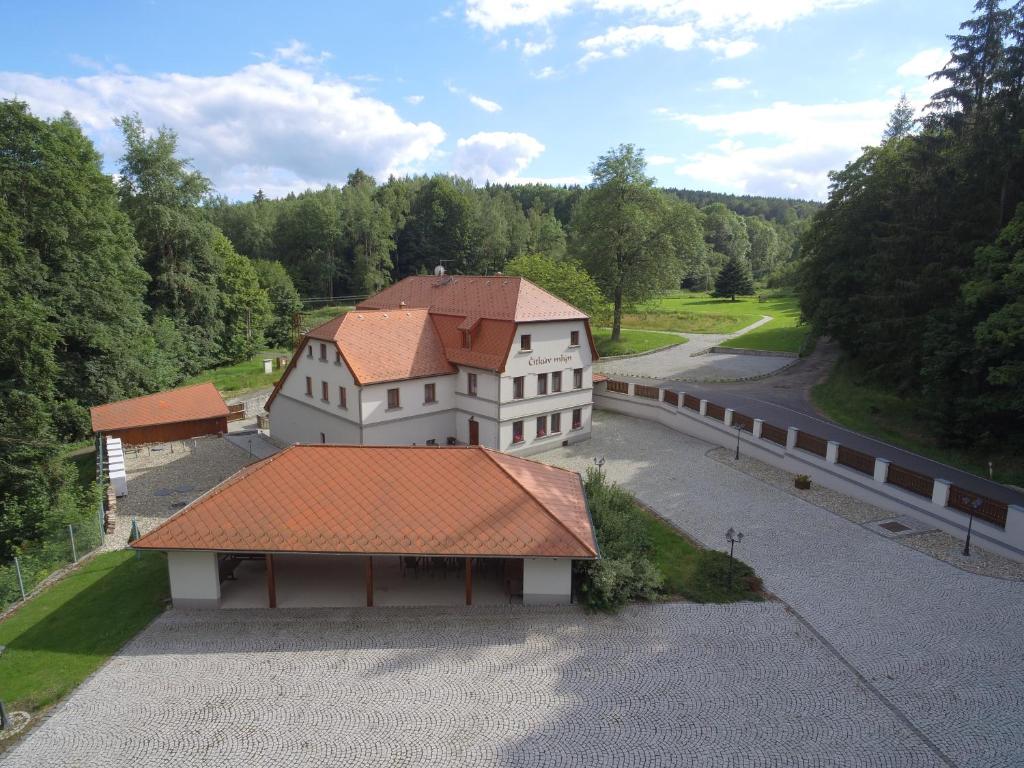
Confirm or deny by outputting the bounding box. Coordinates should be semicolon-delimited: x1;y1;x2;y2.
469;419;479;446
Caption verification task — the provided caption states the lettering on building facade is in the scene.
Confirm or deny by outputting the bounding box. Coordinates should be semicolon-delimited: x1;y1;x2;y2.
528;354;575;367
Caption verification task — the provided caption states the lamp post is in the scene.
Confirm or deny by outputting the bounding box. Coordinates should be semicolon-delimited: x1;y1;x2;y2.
734;424;743;460
593;456;606;477
963;497;982;557
725;527;744;588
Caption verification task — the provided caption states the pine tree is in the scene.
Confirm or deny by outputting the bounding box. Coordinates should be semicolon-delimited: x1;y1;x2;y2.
882;94;917;142
713;255;754;301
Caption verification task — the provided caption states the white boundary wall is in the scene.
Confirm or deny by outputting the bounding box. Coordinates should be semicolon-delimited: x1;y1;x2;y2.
523;558;573;604
168;551;221;608
596;383;1024;562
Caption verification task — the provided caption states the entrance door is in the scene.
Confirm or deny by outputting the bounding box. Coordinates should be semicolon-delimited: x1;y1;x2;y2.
469;419;479;446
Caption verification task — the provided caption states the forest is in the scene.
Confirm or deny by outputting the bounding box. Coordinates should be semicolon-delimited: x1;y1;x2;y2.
799;0;1024;455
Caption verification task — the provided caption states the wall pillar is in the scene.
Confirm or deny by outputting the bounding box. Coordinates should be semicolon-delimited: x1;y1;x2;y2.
826;441;839;464
724;408;734;427
167;551;221;609
626;382;635;397
786;427;799;450
874;458;890;483
932;478;951;507
699;399;708;416
753;419;764;439
266;553;276;609
677;392;686;410
522;558;572;605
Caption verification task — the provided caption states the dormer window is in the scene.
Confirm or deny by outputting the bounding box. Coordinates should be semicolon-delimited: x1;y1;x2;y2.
462;330;471;349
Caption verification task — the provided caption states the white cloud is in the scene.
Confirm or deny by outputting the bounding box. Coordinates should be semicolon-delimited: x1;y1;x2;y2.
579;23;698;61
662;97;899;199
451;131;545;182
469;94;503;112
711;76;749;90
522;39;554;56
405;94;425;104
0;62;445;199
700;38;757;58
274;39;332;65
533;66;559;79
465;0;577;31
897;47;948;78
647;154;676;165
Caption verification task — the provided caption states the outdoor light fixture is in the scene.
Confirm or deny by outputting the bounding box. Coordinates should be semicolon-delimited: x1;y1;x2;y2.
593;456;606;474
963;497;982;557
725;527;744;588
734;424;743;460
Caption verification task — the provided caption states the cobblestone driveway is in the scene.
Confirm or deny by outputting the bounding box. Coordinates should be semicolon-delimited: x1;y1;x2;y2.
7;605;941;767
538;412;1024;768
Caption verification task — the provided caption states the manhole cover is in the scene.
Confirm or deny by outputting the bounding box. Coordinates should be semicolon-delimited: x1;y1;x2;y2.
880;521;911;533
175;485;195;493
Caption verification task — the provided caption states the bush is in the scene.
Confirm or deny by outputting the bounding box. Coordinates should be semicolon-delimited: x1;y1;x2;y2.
577;468;663;612
688;550;762;602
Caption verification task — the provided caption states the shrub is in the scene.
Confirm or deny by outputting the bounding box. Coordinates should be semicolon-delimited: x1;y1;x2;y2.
688;550;761;602
576;555;662;612
794;474;811;489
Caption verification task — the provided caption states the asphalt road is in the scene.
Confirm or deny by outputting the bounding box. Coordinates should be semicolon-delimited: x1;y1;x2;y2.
648;341;1024;509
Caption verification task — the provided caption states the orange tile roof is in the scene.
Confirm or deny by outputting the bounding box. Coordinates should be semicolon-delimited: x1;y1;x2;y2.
133;445;598;559
429;314;517;372
358;275;589;322
308;309;456;385
90;382;228;433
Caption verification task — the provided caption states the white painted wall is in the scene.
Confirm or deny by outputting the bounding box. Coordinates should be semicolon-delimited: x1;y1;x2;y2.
523;557;573;605
361;374;456;425
168;550;221;608
270;393;362;445
363;411;457;445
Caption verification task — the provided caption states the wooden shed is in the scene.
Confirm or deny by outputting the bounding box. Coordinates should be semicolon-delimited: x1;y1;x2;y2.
90;382;230;446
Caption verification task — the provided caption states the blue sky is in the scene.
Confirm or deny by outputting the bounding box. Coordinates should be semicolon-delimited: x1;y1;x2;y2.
0;0;969;200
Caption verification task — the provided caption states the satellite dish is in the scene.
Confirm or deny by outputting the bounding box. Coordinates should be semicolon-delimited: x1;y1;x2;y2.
434;264;446;276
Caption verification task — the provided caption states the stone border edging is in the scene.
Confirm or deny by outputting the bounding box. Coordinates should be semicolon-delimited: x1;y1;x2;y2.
710;346;798;358
595;340;688;361
596;355;802;385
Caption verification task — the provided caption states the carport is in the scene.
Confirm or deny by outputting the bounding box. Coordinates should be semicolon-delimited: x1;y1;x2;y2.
133;444;598;608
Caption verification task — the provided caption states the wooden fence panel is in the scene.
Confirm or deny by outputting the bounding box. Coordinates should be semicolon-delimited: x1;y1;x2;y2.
682;394;701;411
761;423;788;446
706;402;726;421
795;431;828;457
887;464;933;499
732;412;754;432
607;379;629;394
634;385;661;400
948;486;1008;528
837;445;875;476
662;390;679;406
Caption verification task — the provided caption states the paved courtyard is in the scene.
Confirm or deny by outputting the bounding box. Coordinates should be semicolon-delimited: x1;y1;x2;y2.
537;412;1024;768
7;604;942;767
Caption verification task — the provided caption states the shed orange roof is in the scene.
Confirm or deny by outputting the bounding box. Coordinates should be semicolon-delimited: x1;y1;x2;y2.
90;382;228;433
307;308;456;385
133;445;598;559
358;275;589;322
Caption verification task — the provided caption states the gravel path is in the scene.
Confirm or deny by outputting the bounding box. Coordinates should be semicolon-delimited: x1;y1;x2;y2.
535;412;1024;768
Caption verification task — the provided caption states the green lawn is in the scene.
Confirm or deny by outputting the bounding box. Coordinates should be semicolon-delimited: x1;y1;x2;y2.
302;303;353;329
813;359;1024;487
627;291;810;353
638;509;763;603
0;550;168;713
184;348;290;396
593;327;683;357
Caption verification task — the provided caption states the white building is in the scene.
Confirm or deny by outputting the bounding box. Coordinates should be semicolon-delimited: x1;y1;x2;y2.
267;275;598;455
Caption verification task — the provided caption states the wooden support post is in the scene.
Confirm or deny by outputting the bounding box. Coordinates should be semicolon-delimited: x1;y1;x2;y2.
366;556;374;607
465;557;473;606
266;553;276;609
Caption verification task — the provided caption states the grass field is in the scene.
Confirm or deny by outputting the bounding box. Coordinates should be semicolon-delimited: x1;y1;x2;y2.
593;327;683;357
302;303;353;329
812;358;1024;487
184;348;289;395
639;509;762;602
628;291;810;353
0;550;168;714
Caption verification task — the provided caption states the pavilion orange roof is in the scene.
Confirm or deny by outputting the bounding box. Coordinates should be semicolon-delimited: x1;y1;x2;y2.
133;445;599;560
90;382;228;433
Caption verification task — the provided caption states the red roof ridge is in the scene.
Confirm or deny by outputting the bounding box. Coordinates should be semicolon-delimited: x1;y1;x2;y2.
477;447;598;557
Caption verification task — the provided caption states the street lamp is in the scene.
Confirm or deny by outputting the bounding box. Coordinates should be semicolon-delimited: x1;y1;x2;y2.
963;497;982;557
725;527;744;588
734;423;743;461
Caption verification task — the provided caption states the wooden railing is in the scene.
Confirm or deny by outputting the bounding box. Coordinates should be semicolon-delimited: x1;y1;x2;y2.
706;402;726;421
634;385;660;400
837;445;875;476
682;393;701;411
887;464;933;499
761;422;788;446
795;431;827;457
606;379;629;394
732;412;754;432
948;485;1008;528
662;390;679;406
